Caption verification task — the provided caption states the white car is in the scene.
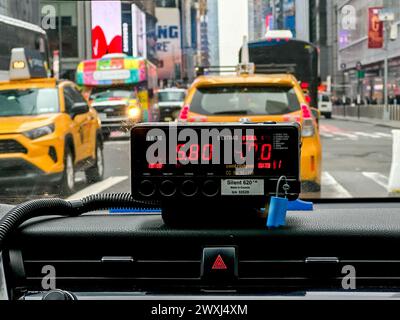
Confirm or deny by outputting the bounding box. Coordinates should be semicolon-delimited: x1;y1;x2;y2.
157;88;186;122
318;92;333;119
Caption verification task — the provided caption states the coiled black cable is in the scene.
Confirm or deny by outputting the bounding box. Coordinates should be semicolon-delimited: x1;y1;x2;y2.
0;193;159;252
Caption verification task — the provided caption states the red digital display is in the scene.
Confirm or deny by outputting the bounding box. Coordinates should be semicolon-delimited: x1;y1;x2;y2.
132;125;300;178
176;144;214;162
172;142;273;166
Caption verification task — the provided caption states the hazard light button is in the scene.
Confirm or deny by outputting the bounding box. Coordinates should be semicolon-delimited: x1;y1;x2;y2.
201;247;238;281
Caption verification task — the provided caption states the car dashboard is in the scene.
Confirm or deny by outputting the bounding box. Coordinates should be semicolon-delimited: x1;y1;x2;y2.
2;201;400;300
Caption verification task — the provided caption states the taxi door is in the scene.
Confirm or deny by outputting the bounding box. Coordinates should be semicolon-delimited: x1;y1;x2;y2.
63;86;93;161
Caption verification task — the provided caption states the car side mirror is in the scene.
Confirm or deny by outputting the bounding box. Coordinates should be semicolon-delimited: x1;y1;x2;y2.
71;102;89;119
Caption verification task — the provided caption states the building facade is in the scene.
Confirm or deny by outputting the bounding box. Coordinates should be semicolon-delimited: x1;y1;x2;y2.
39;0;158;80
0;0;40;25
334;0;400;102
206;0;219;66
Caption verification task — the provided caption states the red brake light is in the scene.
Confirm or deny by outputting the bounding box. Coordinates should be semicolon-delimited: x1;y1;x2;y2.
301;104;312;119
300;82;310;90
178;105;190;121
301;104;315;137
305;95;312;104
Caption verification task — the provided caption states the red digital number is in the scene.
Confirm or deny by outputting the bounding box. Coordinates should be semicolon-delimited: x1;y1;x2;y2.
202;144;213;161
260;144;272;161
188;144;199;161
177;144;186;161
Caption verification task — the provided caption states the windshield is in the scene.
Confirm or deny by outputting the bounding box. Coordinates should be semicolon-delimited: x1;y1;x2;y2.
91;89;134;100
0;0;399;205
0;88;58;116
190;86;300;115
158;91;185;102
321;95;330;102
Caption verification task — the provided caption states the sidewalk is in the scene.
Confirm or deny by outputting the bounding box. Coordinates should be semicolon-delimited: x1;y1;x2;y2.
332;115;400;130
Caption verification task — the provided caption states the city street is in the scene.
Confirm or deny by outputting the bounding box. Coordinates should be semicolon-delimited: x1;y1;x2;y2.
60;118;395;201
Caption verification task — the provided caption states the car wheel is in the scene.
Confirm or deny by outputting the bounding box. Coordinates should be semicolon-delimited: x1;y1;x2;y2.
103;131;111;141
325;113;332;119
85;139;104;184
60;146;76;195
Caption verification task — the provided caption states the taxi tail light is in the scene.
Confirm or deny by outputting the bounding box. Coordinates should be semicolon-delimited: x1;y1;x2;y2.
300;82;310;90
178;105;190;122
283;114;301;123
301;104;315;137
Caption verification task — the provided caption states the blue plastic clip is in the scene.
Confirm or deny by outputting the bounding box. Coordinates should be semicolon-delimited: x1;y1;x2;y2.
287;199;314;211
267;196;288;228
266;176;290;228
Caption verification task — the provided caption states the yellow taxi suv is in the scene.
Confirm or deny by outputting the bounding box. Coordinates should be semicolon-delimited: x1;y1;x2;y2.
0;48;104;195
178;71;322;193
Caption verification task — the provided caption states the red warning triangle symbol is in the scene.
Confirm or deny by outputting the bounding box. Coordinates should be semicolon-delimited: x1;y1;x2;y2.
212;255;227;270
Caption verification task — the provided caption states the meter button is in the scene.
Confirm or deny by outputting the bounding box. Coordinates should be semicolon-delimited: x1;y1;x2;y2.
181;180;198;197
202;180;219;197
139;180;156;197
160;180;176;197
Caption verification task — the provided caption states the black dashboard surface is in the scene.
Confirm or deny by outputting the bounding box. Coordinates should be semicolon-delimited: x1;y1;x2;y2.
7;203;400;238
2;202;400;260
3;201;400;299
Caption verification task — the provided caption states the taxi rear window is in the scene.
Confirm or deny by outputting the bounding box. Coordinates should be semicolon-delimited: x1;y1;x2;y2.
190;85;301;116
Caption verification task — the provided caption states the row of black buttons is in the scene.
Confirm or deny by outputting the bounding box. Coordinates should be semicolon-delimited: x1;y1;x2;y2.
139;179;220;198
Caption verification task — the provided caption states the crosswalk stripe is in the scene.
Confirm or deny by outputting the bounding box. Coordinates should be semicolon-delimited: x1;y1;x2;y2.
104;140;130;145
320;133;334;138
67;176;129;200
321;172;352;198
332;132;358;140
354;132;381;138
362;172;389;191
374;132;392;138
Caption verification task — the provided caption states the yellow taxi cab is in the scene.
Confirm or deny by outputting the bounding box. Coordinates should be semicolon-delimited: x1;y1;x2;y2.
178;71;322;192
0;48;104;194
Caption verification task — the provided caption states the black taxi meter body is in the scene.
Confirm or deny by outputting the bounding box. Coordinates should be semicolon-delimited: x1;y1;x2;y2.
131;122;301;221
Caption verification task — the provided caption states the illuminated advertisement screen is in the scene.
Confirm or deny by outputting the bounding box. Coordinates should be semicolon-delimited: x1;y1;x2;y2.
91;1;122;59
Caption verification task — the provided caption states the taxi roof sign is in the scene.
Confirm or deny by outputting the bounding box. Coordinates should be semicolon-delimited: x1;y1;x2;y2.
9;48;47;81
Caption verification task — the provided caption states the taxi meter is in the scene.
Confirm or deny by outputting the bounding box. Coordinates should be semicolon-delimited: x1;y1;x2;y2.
131;123;301;220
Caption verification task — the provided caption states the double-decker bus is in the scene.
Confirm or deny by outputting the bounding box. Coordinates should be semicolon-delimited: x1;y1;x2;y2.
240;31;319;109
0;14;51;80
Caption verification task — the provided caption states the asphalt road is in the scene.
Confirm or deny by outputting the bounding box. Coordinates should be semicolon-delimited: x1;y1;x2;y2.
1;117;396;204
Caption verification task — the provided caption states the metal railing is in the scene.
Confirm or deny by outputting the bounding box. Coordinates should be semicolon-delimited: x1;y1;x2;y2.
332;104;400;121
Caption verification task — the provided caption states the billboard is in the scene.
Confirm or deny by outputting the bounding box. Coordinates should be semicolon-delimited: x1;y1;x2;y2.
156;7;182;80
132;4;147;58
368;7;384;49
91;1;122;59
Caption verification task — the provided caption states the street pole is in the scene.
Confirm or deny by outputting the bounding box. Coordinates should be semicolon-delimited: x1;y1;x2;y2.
383;22;390;121
384;23;389;108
